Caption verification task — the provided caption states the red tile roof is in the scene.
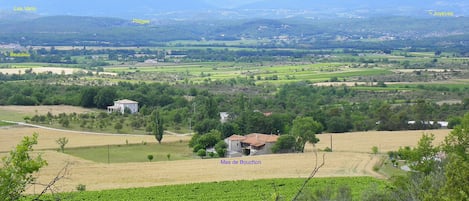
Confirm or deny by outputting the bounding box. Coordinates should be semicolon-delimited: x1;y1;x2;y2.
227;134;245;141
227;133;279;147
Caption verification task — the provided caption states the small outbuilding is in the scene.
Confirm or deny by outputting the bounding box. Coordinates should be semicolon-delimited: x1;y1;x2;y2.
220;112;229;123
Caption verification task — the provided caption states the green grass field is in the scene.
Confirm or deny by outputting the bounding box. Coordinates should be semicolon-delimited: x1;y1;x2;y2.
105;62;391;84
27;177;388;201
391;83;469;90
65;141;192;163
355;82;469;93
378;159;407;178
0;121;15;127
0;109;29;121
0;62;45;68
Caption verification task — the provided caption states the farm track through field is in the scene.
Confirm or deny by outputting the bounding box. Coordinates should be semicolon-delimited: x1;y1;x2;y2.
2;120;190;136
1;120;152;137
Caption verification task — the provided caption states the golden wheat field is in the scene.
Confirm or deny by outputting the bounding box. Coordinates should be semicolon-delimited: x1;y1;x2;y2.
0;127;190;152
0;105;96;116
24;150;380;194
0;125;451;193
313;129;450;153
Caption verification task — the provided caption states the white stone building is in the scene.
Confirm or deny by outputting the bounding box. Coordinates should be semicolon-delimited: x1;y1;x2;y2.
107;99;138;114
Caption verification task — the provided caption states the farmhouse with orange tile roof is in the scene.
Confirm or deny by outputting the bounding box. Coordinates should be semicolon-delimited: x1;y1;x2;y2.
224;133;279;157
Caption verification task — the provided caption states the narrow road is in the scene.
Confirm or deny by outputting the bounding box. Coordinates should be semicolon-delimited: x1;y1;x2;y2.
0;120;193;137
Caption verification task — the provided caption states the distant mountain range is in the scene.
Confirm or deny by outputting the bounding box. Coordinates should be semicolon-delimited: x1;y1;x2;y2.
0;0;467;20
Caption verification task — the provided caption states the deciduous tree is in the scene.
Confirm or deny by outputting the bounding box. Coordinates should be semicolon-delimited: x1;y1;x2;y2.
79;87;98;108
290;117;323;152
408;133;439;175
271;135;296;153
196;130;222;148
56;137;69;153
197;149;206;159
114;122;123;132
214;141;227;157
0;133;47;201
94;87;117;109
147;154;154;162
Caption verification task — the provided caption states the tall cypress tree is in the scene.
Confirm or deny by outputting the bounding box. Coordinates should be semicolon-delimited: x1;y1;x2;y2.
152;110;164;144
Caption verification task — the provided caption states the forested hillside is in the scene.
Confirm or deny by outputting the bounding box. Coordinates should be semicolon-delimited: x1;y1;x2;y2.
0;16;468;53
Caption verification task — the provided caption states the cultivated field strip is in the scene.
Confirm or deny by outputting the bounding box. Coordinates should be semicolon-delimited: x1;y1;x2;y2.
0;127;190;152
313;129;450;153
0;127;450;193
28;151;380;193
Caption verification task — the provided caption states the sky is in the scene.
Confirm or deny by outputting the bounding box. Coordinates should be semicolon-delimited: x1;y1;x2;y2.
0;0;466;19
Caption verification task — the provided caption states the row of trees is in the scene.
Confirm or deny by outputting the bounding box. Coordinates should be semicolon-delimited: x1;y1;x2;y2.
2;81;468;137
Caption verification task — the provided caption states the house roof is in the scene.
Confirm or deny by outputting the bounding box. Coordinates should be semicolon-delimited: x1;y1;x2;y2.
115;99;138;104
227;134;245;141
227;133;279;147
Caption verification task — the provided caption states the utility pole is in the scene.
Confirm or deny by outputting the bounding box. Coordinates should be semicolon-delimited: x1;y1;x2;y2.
193;102;196;114
191;101;196;131
330;134;333;152
107;144;110;164
189;118;192;131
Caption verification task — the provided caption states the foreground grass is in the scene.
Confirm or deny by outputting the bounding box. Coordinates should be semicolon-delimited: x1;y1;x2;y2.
378;158;407;178
0;120;15;127
0;109;29;121
65;141;192;163
28;177;388;201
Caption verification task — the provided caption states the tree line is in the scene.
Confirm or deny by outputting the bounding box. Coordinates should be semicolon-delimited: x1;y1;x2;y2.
1;81;468;136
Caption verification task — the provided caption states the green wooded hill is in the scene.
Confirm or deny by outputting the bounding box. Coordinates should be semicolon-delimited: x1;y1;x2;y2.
0;16;468;52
